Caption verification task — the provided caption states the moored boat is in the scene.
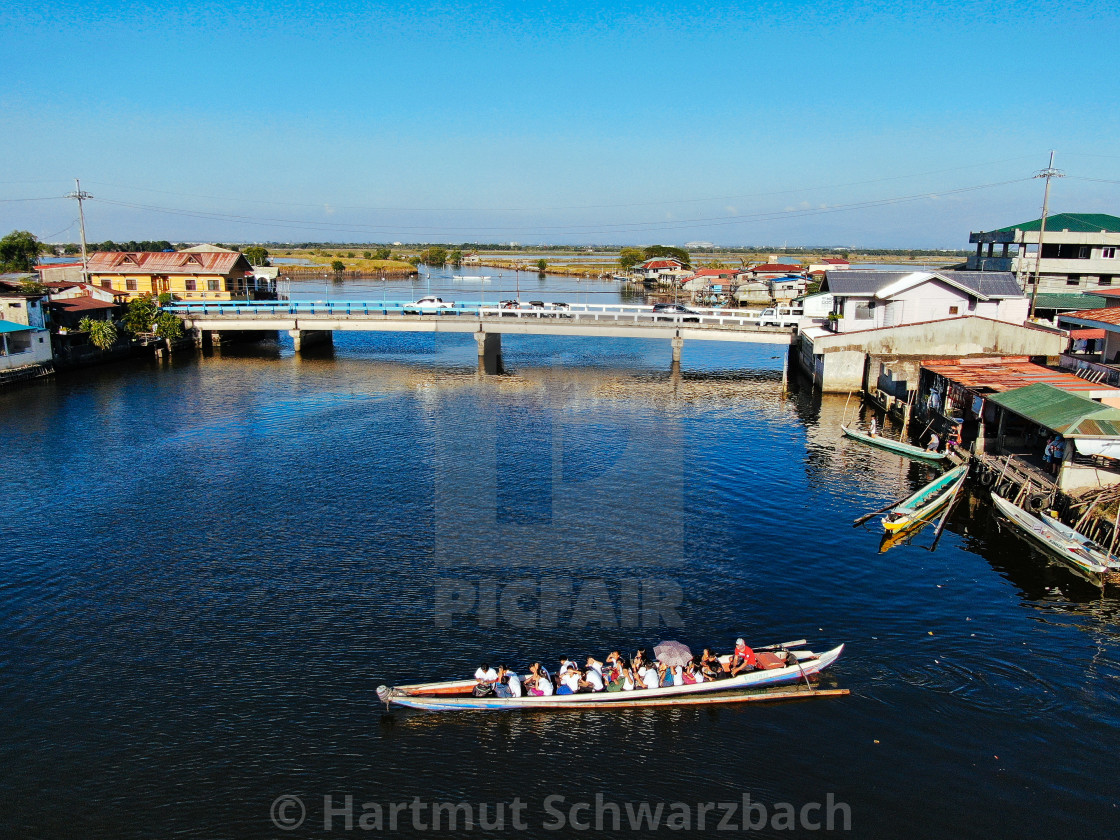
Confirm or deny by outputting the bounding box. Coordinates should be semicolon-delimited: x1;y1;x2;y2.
990;494;1120;586
376;643;845;712
841;424;947;463
881;465;968;533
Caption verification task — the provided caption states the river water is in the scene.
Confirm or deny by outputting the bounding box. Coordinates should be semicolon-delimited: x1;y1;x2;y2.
1;271;1117;838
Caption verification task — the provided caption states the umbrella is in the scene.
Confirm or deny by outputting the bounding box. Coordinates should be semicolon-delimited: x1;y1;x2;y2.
653;640;693;669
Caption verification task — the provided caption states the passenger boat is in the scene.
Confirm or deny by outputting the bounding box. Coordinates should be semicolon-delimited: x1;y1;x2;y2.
841;424;947;463
881;465;968;533
376;643;845;712
990;494;1120;586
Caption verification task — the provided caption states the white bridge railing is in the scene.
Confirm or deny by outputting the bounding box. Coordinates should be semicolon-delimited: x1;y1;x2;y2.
165;301;795;331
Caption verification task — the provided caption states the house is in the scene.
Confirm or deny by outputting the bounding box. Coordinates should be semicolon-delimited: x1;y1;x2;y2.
807;258;850;273
819;269;1028;333
0;277;54;373
985;383;1120;492
967;212;1120;293
49;295;120;329
86;249;256;301
632;258;684;281
741;262;803;281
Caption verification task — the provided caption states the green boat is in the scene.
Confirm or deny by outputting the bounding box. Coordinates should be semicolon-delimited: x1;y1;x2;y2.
881;465;968;533
841;424;947;463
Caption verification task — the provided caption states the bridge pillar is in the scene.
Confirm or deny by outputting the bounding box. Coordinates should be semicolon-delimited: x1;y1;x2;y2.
476;331;502;374
671;334;684;363
289;329;333;353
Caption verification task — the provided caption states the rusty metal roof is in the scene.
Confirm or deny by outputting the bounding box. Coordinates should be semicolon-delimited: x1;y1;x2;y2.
1060;308;1120;328
989;383;1120;437
86;250;249;276
921;357;1120;397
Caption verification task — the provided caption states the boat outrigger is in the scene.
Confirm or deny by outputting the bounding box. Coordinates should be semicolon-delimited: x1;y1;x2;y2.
841;424;947;463
990;494;1120;586
376;642;845;712
881;465;968;533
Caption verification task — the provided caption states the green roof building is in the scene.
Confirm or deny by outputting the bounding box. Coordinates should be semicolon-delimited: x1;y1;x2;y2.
967;213;1120;295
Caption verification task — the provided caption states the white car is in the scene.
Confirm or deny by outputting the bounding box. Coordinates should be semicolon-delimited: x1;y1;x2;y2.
404;296;455;314
758;306;802;327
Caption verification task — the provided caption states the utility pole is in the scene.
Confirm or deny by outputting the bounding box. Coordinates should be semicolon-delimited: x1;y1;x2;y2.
1028;151;1062;320
67;178;93;281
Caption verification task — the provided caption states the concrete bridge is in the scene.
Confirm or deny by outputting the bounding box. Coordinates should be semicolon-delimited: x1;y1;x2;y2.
166;300;795;369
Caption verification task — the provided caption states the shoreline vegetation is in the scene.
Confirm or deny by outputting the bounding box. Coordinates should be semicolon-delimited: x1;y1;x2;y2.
266;246;966;280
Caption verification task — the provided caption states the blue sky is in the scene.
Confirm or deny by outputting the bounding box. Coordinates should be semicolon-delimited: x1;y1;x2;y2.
2;0;1118;247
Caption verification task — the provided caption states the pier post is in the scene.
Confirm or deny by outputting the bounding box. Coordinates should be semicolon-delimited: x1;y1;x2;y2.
289;329;333;353
671;334;684;364
475;331;502;374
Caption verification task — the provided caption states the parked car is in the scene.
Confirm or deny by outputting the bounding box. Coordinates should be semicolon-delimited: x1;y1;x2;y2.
404;296;455;314
652;302;701;323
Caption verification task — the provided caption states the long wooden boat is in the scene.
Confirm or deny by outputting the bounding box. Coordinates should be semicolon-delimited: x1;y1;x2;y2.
990;494;1120;586
376;644;844;711
881;465;968;533
841;424;947;463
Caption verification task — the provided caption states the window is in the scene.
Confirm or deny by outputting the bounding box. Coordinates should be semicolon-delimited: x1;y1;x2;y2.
948;305;960;315
185;278;196;291
126;278;137;291
1103;247;1116;259
208;279;219;291
854;302;873;320
1079;246;1091;259
1098;276;1113;286
1067;275;1081;286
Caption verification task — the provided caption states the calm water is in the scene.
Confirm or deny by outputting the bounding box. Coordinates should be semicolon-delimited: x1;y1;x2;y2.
2;281;1118;838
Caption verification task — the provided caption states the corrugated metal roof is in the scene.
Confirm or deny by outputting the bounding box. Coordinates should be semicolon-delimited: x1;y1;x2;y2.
1060;308;1120;327
1071;329;1105;339
1033;293;1108;310
822;269;1021;298
992;213;1120;234
921;357;1120;396
750;263;802;272
86;251;249;276
988;383;1120;437
0;319;32;334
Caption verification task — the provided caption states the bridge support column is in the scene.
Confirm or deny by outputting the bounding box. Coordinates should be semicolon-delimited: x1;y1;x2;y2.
671;334;684;364
476;331;502;374
289;329;333;353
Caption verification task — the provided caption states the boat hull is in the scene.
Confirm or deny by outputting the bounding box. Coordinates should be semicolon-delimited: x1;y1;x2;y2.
841;425;946;463
990;494;1116;585
882;465;968;533
378;645;844;712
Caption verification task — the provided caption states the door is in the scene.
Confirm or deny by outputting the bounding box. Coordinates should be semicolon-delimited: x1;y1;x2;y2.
883;300;904;327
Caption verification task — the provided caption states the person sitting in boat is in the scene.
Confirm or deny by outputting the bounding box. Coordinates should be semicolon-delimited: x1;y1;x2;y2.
525;662;553;696
636;663;660;690
700;649;726;680
657;662;683;687
682;659;705;685
504;666;522;698
579;666;605;692
729;638;758;677
492;665;514;698
585;656;605;679
557;664;582;695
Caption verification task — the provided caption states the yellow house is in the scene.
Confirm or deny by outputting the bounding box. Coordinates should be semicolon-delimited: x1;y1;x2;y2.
86;249;255;301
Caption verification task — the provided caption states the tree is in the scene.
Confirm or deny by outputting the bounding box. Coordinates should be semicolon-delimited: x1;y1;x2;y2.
346;251;355;258
123;295;159;334
618;247;645;270
643;245;691;267
537;258;548;272
0;230;41;271
420;247;447;267
154;311;183;340
449;250;463;267
375;247;391;260
79;317;118;350
331;259;346;274
243;245;270;266
363;250;372;259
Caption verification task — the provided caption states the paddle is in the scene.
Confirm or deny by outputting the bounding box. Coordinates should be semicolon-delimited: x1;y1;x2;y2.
758;639;807;651
929;478;967;552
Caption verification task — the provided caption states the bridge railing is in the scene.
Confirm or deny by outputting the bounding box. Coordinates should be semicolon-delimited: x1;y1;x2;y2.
164;300;788;330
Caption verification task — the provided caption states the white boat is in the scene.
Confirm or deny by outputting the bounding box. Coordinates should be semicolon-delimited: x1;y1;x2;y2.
376;643;845;711
990;494;1120;586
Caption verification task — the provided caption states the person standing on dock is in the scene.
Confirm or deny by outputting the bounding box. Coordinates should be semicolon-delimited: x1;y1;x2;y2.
869;418;878;437
926;431;940;452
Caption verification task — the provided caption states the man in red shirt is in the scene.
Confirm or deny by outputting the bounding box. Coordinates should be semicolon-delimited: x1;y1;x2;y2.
729;637;757;676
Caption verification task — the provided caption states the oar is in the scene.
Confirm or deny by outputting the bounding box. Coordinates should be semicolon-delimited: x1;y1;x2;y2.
853;492;914;528
759;639;807;651
929;478;967;552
